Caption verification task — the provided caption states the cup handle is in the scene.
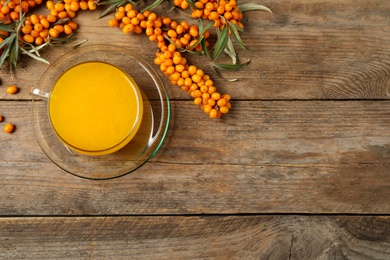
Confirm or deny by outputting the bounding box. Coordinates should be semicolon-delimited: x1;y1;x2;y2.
31;87;49;100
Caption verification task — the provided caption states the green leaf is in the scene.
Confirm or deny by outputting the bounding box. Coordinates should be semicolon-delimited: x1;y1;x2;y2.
141;0;165;12
20;47;50;65
0;23;16;33
238;4;272;13
228;22;246;50
200;37;210;59
213;25;228;61
212;59;250;70
210;64;238;82
185;0;196;9
224;36;237;64
99;4;119;18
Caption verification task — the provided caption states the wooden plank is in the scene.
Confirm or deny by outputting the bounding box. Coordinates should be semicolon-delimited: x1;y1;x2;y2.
0;0;389;100
0;100;389;215
0;215;389;259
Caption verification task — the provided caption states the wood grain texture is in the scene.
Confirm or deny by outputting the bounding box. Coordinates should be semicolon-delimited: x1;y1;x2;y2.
0;100;389;215
0;216;389;259
0;0;389;257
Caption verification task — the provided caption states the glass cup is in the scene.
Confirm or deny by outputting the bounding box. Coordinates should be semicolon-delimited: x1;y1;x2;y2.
31;44;170;180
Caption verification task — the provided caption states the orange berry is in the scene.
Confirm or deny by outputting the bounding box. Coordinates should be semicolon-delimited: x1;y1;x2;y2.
194;97;202;105
6;85;19;94
219;106;229;114
22;34;34;43
21;24;33;34
34;23;43;32
70;1;80;11
46;14;57;23
49;28;59;38
209;109;218;118
217;98;227;107
68;21;78;30
123;23;135;33
35;36;44;45
87;0;96;10
53;25;64;33
54;2;65;11
79;0;88;10
30;14;39;24
63;24;72;34
4;123;15;133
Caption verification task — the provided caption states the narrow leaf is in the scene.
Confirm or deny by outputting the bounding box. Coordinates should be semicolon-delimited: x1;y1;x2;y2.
200;37;210;59
99;4;118;18
213;25;228;61
141;0;165;12
224;37;237;64
210;64;238;82
212;59;250;70
228;22;247;50
20;47;50;64
238;4;272;13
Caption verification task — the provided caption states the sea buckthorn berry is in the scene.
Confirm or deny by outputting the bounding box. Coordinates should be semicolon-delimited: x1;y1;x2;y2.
209;109;218;118
4;123;15;133
171;72;181;81
53;25;64;33
222;94;231;101
219;106;229;114
211;92;221;100
30;14;39;24
123;23;135;34
203;104;212;114
115;11;125;20
68;21;78;30
125;3;133;12
188;65;197;75
133;25;143;34
39;29;49;38
30;29;39;38
208;86;216;94
217;98;227;107
63;24;72;34
6;85;19;94
79;0;88;10
23;34;34;43
194;97;202;105
40;18;50;29
21;24;33;34
165;66;175;75
0;115;3;121
175;24;184;34
35;36;43;45
173;55;182;65
70;1;80;11
54;2;64;11
34;23;43;32
180;0;189;9
87;0;96;10
46;14;57;23
57;11;68;19
10;11;19;21
208;99;216;106
49;28;59;38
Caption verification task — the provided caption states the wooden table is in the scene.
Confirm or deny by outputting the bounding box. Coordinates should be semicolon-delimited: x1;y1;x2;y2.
1;0;390;258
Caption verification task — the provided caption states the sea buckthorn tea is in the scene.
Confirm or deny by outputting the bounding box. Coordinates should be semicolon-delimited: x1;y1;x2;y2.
48;61;143;156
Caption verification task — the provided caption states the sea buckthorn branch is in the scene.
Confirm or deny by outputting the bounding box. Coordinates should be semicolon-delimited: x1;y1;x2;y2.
0;0;94;73
108;4;231;118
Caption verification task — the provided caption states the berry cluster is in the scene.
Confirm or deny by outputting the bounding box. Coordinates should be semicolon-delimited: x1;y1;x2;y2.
109;3;232;118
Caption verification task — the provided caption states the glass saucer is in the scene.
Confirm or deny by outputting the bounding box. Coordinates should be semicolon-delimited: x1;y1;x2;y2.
31;44;170;180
